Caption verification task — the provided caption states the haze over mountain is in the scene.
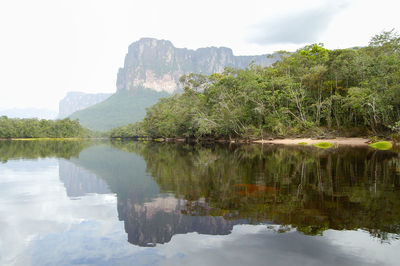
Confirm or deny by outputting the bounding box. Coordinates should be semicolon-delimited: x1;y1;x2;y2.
58;92;112;118
0;108;57;120
70;38;279;131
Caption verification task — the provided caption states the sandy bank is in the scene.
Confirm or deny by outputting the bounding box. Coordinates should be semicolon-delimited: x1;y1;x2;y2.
254;137;371;146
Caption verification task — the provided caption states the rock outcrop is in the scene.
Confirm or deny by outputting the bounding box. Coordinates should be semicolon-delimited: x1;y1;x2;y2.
116;38;278;93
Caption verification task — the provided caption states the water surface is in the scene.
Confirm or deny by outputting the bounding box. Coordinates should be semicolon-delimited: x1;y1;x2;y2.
1;140;399;265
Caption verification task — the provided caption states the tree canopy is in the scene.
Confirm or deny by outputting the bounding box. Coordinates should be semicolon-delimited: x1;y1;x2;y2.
0;116;91;138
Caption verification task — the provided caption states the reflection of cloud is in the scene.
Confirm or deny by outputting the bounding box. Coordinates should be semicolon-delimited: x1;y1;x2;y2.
1;158;400;266
29;221;157;266
0;159;120;265
247;1;349;45
158;225;391;266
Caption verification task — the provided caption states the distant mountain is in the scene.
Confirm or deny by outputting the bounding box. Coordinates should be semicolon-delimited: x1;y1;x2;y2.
58;91;112;118
0;108;57;120
116;37;278;93
70;38;279;131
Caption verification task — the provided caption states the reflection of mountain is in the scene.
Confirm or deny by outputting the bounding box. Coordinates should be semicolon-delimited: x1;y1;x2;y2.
118;195;242;246
66;143;244;246
69;144;159;203
59;160;110;197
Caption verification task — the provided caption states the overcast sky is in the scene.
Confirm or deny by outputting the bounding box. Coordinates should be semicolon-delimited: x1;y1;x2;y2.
0;0;399;111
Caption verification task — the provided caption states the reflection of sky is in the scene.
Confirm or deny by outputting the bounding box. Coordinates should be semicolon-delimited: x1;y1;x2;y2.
1;159;400;266
157;226;399;266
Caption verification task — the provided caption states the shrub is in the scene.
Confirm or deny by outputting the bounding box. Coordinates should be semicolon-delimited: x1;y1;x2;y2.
313;142;333;149
369;141;392;150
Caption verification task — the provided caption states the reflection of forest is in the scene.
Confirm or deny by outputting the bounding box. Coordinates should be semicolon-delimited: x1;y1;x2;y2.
112;141;400;241
0;140;91;163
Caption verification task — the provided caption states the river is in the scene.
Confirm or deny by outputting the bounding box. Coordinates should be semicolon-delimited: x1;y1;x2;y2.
0;140;399;265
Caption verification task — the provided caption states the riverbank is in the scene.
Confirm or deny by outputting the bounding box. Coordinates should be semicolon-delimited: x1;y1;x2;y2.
109;136;397;148
157;137;376;146
254;137;372;146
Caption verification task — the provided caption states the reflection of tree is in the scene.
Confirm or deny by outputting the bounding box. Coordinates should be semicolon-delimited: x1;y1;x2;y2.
112;141;400;241
0;140;92;163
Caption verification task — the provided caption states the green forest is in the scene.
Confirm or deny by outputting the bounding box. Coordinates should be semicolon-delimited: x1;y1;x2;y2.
110;31;400;140
0;116;91;138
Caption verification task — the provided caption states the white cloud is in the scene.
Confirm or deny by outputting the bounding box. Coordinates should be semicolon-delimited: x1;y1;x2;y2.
247;1;350;45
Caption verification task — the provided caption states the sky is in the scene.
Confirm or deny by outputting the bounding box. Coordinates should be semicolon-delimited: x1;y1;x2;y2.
0;0;399;111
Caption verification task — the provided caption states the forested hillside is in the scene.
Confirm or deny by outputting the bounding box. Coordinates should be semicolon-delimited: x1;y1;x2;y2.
69;89;168;131
110;31;400;139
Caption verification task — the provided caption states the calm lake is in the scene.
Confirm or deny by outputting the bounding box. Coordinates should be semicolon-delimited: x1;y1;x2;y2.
1;140;400;266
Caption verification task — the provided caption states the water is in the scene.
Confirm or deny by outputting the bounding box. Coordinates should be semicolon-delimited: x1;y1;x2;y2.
1;140;400;266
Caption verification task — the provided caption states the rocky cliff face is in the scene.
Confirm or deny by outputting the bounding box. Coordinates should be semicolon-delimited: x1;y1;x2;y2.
58;92;112;118
116;38;279;93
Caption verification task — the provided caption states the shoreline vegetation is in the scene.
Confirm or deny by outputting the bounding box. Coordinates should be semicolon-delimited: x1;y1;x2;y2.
111;136;389;147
